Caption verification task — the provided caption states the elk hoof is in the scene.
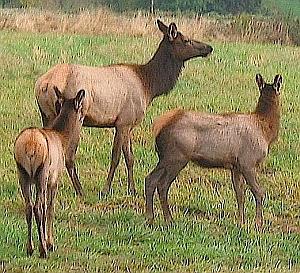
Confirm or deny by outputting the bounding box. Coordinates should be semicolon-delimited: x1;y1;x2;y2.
237;218;245;229
47;243;55;252
75;187;85;199
76;191;85;199
145;218;154;226
165;217;174;227
39;250;47;259
255;222;264;232
127;188;137;196
27;246;34;257
99;190;110;199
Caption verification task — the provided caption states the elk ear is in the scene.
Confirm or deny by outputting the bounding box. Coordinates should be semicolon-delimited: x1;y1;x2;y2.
255;74;265;91
168;23;178;41
54;86;63;100
157;19;168;35
74;89;85;111
54;86;63;115
273;74;282;94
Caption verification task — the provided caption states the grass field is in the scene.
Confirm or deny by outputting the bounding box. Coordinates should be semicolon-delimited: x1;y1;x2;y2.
0;29;300;272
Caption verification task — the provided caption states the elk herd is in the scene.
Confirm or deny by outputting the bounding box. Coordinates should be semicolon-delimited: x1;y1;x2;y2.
13;19;282;258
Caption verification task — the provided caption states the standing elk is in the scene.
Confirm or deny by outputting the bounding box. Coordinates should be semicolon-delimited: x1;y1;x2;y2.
35;20;213;197
145;74;282;229
14;87;85;258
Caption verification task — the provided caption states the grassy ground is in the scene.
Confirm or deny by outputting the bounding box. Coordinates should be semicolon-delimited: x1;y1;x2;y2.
0;30;300;272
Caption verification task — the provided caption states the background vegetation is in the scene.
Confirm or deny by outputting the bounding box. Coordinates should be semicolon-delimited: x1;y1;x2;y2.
0;0;299;17
0;8;299;46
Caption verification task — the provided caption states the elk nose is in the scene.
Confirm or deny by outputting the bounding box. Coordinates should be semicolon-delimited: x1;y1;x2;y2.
207;45;213;53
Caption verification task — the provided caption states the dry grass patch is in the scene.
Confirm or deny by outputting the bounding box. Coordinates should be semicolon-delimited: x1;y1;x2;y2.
0;8;295;45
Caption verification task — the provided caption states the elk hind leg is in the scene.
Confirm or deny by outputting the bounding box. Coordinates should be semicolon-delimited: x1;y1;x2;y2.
34;167;48;258
46;173;59;251
157;160;187;224
66;158;84;198
17;164;34;256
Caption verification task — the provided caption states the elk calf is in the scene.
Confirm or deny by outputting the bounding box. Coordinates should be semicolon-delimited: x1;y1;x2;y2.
145;74;282;229
14;87;85;258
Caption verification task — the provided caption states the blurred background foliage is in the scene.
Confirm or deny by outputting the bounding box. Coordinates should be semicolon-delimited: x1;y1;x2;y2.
0;0;297;17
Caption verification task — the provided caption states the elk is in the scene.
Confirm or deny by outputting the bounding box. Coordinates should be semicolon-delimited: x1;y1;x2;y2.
35;20;213;197
145;74;282;229
14;87;85;258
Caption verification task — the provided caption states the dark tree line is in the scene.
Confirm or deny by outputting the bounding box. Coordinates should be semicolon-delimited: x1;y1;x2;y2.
0;0;262;15
153;0;262;14
101;0;262;14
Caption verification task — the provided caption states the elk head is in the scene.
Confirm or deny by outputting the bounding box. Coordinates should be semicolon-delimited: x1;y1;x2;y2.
256;74;282;97
157;19;213;62
53;86;86;129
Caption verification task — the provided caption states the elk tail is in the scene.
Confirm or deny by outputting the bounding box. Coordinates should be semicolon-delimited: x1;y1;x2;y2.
14;128;48;178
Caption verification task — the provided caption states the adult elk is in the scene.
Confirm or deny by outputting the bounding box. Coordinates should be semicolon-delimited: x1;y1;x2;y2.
35;20;213;197
145;74;282;230
14;88;85;258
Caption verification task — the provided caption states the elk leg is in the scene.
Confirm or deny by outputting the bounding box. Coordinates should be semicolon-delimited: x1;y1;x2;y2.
34;169;48;258
101;127;124;195
66;159;84;197
46;173;58;251
157;161;187;224
241;168;265;230
144;164;165;224
122;128;136;195
18;166;34;256
231;169;245;226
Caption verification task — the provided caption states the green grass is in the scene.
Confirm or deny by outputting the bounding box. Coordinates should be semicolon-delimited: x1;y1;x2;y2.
1;30;300;272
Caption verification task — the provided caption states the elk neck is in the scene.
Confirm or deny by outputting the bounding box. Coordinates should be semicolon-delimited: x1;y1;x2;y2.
134;37;184;103
49;110;81;152
254;93;280;144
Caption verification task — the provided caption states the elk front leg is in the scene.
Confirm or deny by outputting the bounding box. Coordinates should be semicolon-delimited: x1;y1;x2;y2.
101;127;124;196
122;128;136;195
66;158;84;198
231;168;246;226
242;168;265;230
145;165;165;224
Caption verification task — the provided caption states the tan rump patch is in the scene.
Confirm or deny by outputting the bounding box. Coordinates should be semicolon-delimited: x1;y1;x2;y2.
14;128;48;177
153;108;185;137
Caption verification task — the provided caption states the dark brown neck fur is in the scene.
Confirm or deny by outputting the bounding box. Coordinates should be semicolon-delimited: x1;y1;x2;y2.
254;93;280;144
133;37;184;103
48;107;81;153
